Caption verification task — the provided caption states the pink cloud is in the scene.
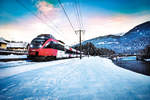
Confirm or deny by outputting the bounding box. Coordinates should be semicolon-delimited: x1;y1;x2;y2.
36;1;58;19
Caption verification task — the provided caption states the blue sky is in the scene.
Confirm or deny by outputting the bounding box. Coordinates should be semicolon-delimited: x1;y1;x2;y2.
0;0;150;44
1;0;150;22
83;0;150;13
0;0;38;24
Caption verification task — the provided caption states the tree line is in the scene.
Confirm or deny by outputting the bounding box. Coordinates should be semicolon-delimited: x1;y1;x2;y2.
74;42;115;56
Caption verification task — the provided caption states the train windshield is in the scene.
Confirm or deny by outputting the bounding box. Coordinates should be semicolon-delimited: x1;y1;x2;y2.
30;38;47;49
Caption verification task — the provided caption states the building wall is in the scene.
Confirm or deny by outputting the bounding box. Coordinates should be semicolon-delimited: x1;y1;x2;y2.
0;43;7;49
7;48;26;51
7;42;28;51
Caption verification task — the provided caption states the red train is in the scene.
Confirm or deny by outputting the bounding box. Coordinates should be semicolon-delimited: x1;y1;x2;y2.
28;34;80;60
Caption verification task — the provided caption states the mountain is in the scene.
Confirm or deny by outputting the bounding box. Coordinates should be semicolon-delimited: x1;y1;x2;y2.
79;21;150;54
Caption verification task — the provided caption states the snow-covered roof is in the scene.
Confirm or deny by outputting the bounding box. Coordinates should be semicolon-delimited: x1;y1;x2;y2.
7;42;28;48
0;37;7;44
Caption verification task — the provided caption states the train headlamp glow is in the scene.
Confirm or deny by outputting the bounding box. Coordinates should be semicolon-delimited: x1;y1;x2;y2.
30;44;33;48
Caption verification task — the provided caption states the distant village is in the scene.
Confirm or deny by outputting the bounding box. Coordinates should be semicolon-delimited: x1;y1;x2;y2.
0;37;29;55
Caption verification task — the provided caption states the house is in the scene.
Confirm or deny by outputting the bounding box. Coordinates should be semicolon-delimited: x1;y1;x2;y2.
7;41;29;51
0;37;7;49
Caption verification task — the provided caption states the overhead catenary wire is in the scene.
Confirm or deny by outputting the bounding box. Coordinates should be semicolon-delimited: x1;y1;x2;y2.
77;0;84;29
74;0;82;29
29;1;70;41
57;0;76;32
15;0;62;35
38;10;70;40
74;0;84;30
73;0;81;29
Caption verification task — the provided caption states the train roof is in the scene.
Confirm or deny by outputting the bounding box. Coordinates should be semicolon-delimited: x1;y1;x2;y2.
57;40;65;44
37;34;56;39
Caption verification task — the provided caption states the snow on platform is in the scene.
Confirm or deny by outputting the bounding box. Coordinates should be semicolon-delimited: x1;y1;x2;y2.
0;57;150;100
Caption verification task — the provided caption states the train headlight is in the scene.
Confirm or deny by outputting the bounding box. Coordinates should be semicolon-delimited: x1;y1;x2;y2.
30;44;33;48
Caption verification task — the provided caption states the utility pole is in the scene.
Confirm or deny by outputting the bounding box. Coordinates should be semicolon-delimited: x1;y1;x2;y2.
79;30;82;59
75;30;85;59
87;42;89;57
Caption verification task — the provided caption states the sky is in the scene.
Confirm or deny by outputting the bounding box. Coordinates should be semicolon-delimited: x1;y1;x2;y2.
0;0;150;45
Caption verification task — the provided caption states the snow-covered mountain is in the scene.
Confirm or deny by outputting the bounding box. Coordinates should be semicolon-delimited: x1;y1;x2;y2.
81;21;150;54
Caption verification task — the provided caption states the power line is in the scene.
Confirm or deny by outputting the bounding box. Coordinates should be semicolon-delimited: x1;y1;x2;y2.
38;11;69;40
15;0;62;35
74;0;82;29
38;11;65;33
29;1;70;40
74;0;81;29
57;0;76;32
74;0;84;29
77;0;84;29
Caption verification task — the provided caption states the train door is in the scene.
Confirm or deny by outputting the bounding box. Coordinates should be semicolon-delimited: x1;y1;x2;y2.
55;43;66;58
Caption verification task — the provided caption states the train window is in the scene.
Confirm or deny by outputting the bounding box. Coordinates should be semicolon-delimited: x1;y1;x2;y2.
44;41;55;48
30;38;47;48
57;44;65;51
66;49;73;54
52;42;57;49
44;41;64;51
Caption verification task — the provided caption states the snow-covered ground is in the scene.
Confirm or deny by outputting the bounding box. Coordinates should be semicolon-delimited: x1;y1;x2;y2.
0;60;35;69
0;59;73;79
0;54;27;59
0;57;150;100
